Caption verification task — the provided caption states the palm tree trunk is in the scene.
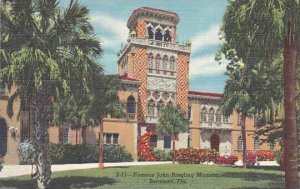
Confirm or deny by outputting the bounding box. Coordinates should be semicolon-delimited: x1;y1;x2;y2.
31;82;51;189
172;133;176;164
241;113;247;169
98;114;104;169
283;21;298;189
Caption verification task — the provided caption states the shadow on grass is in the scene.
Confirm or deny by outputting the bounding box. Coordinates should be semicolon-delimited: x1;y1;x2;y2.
228;166;282;171
221;171;283;182
0;176;116;189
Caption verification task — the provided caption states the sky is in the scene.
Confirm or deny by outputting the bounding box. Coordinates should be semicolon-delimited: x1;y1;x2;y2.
62;0;229;93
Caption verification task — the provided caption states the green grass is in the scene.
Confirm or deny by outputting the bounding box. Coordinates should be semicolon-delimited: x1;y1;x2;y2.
0;164;285;189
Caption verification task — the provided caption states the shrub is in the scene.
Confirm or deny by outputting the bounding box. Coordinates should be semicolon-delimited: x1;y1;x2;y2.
50;143;133;164
217;155;238;165
175;148;219;164
0;158;3;172
18;140;35;165
104;144;133;162
256;150;275;161
246;151;257;167
275;150;283;166
152;150;172;161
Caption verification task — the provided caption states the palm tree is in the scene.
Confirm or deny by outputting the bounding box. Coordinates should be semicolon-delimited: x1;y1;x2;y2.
0;1;101;188
217;1;299;187
157;105;189;164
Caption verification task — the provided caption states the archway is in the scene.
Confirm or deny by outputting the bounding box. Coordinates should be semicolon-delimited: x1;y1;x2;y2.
0;117;8;156
210;134;220;152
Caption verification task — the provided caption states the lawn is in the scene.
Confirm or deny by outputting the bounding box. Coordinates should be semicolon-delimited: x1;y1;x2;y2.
0;164;284;189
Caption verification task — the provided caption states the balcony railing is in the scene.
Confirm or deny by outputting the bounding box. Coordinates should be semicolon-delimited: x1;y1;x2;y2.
201;121;232;129
118;37;191;58
146;115;159;123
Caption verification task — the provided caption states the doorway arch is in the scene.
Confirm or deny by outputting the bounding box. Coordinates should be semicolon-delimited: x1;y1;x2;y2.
210;134;220;152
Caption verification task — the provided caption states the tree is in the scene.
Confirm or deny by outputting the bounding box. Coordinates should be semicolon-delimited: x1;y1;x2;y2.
0;1;101;188
157;105;189;164
217;0;299;188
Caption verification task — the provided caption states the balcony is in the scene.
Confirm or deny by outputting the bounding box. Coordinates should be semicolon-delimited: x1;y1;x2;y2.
118;37;191;58
200;121;232;130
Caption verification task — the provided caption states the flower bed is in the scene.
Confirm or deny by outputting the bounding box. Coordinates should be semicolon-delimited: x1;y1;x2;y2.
255;150;275;161
217;155;238;165
175;148;219;164
246;151;257;166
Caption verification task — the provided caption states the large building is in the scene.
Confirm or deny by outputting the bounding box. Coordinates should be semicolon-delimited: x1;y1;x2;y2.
0;7;279;164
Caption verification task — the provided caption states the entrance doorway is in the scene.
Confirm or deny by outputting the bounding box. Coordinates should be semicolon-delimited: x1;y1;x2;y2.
210;134;220;152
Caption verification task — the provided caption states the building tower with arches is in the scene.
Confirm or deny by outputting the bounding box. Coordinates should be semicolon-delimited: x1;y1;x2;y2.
117;7;191;149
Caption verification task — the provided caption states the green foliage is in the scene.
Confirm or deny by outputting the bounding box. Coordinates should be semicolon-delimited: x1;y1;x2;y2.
157;105;189;135
0;158;3;172
103;144;133;162
175;148;219;164
48;143;133;164
275;150;282;165
18;140;35;165
152;150;172;161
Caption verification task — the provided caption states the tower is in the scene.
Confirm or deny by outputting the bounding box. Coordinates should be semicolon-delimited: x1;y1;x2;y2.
117;7;191;129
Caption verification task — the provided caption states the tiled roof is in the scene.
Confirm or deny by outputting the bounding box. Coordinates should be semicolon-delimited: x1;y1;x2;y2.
189;91;223;98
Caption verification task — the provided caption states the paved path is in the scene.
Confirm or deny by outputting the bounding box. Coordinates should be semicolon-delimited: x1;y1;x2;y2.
0;161;172;178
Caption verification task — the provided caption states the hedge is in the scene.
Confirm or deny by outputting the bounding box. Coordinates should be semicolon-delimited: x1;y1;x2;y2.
217;155;238;165
175;148;219;164
152;150;172;161
19;142;133;164
255;150;275;161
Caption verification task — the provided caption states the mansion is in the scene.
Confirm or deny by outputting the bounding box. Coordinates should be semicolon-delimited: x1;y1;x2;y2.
0;7;279;164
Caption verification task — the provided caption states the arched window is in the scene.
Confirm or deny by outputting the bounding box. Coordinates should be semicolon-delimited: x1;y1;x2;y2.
155;54;161;74
147;27;154;39
0;118;7;156
155;29;163;41
237;135;243;152
148;100;155;116
147;53;154;73
162;55;168;75
157;100;165;116
164;30;171;42
127;96;135;114
208;108;215;123
216;109;222;124
201;107;207;123
170;56;175;76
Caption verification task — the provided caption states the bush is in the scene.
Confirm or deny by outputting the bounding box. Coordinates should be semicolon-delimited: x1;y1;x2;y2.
246;151;257;167
152;150;172;161
175;148;219;164
18;140;35;165
0;158;3;172
217;155;238;165
50;143;133;164
275;150;282;165
104;144;133;162
256;150;275;161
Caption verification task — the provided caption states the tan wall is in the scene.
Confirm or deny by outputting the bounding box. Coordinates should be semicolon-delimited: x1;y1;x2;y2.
1;86;21;164
189;100;201;148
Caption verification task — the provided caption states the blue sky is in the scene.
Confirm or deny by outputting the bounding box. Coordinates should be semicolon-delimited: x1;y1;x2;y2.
62;0;229;93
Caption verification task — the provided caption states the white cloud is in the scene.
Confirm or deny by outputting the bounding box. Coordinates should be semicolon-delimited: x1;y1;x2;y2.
90;13;129;48
189;55;227;76
191;25;221;52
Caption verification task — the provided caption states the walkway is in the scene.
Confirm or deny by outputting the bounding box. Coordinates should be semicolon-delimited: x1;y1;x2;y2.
0;161;172;178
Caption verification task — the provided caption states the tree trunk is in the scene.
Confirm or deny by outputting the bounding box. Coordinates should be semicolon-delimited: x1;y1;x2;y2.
98;115;104;169
81;126;87;144
31;82;52;189
172;133;176;164
283;21;298;189
241;113;247;169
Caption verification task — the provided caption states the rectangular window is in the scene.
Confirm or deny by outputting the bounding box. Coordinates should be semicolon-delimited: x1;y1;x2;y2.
237;137;243;152
63;125;70;144
150;135;158;148
163;135;171;149
254;139;260;150
113;134;119;144
104;133;119;144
